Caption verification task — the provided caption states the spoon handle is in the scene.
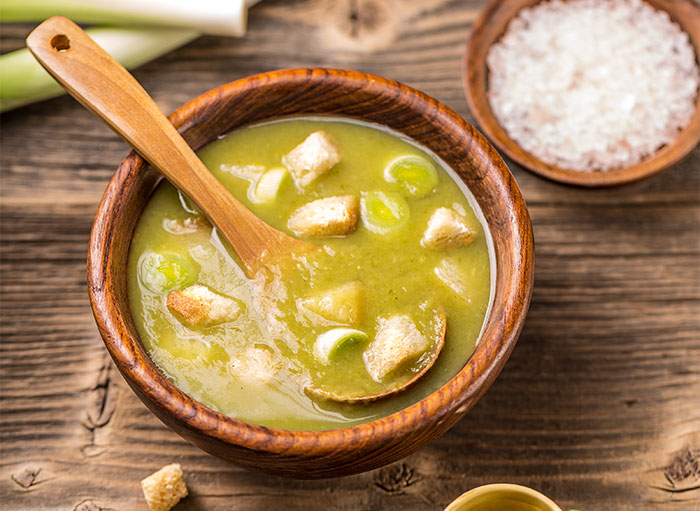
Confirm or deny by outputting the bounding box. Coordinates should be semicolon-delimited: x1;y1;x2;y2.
26;16;309;274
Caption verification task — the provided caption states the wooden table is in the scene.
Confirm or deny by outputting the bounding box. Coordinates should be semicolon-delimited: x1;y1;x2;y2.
2;1;699;509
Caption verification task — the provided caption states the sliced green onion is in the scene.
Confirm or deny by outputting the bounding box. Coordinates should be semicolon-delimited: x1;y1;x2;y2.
0;26;197;112
360;191;410;234
250;167;288;203
313;328;368;365
0;0;248;36
138;251;198;294
384;155;438;198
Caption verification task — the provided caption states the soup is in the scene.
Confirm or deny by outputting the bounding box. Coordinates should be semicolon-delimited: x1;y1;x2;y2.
127;117;493;430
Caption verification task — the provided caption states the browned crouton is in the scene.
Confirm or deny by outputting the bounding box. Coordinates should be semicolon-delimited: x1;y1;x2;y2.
166;284;241;328
288;195;359;238
363;315;429;382
421;207;477;249
141;463;188;511
282;131;341;189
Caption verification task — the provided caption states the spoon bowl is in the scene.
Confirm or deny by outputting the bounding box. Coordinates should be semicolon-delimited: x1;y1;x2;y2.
304;310;447;404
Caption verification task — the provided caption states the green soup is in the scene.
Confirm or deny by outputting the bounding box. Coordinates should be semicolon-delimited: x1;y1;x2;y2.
127;117;494;430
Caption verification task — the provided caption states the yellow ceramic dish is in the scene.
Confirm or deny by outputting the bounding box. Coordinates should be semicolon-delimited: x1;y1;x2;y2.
444;484;563;511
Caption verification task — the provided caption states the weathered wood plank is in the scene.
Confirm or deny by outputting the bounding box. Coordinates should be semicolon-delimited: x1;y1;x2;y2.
1;0;699;510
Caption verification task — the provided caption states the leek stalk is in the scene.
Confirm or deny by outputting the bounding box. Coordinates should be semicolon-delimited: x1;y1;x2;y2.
0;26;198;112
0;0;261;112
0;0;248;37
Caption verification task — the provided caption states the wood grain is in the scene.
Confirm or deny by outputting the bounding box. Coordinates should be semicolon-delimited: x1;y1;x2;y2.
464;0;700;187
1;0;699;509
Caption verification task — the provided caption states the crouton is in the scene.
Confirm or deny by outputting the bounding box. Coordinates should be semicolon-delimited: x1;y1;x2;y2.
141;463;188;511
288;195;359;238
166;284;242;328
421;207;477;249
230;346;279;382
363;315;429;382
282;131;341;188
434;257;471;302
301;281;365;326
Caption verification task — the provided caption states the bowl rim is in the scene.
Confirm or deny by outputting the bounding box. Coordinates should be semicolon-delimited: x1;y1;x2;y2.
88;68;534;462
463;0;700;187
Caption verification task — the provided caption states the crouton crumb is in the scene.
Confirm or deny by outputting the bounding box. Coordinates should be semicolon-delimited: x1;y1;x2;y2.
421;207;477;249
282;131;341;189
363;315;429;382
288;195;359;238
166;284;242;328
141;463;188;511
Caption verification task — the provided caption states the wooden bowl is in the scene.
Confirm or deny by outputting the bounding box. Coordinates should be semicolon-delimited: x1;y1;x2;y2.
464;0;700;187
87;68;534;479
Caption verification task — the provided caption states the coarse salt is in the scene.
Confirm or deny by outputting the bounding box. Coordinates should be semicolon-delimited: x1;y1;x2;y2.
486;0;700;172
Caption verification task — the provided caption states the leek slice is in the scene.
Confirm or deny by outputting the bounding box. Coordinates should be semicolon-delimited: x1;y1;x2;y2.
360;191;410;234
384;155;438;198
313;328;368;365
138;251;198;294
250;168;288;203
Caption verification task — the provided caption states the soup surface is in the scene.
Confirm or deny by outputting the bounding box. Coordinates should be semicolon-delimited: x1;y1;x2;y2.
127;117;493;430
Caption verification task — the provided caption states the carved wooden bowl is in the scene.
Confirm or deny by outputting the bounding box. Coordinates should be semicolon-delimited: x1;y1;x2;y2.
464;0;700;187
88;68;534;479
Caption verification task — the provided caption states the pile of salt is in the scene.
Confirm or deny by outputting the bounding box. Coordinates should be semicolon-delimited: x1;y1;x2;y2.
486;0;699;172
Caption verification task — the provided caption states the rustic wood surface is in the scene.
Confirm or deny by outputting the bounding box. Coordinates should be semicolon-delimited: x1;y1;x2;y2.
1;0;699;509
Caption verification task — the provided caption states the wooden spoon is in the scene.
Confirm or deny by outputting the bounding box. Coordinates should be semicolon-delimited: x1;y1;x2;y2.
304;309;447;404
26;16;313;275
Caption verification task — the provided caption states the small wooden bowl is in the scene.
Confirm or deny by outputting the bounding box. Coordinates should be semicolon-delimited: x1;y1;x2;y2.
464;0;700;187
88;69;534;479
